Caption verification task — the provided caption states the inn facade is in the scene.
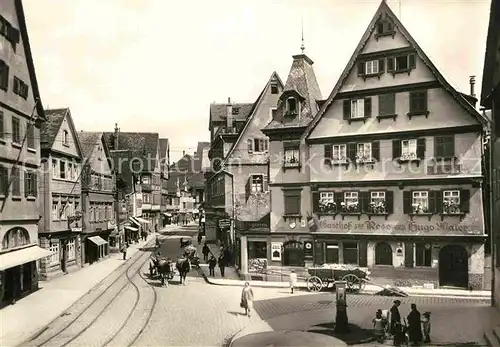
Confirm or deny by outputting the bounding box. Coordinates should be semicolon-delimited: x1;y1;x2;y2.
205;74;283;261
264;0;489;290
0;0;51;307
38;108;83;279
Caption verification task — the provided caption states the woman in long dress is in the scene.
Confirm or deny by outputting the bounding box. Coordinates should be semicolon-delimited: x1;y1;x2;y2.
241;282;254;317
407;303;423;345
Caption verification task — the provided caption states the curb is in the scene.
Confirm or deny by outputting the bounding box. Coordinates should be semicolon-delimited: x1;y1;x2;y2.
199;272;491;299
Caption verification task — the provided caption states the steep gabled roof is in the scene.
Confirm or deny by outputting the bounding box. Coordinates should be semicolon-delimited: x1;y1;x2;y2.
77;131;101;159
223;72;284;163
480;0;500;107
304;0;489;139
41;108;84;158
159;138;170;171
103;131;159;172
15;0;45;121
209;102;253;130
194;141;210;172
263;55;322;131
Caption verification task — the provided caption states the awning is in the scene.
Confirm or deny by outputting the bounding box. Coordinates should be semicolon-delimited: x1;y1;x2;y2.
0;246;53;271
135;217;150;224
88;236;108;246
129;217;141;227
163;213;172;217
124;226;138;231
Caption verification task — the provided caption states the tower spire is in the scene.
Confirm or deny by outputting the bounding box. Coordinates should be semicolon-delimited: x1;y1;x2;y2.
300;17;305;54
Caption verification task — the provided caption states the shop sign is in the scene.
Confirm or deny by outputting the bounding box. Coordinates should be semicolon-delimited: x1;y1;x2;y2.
316;218;483;236
271;242;282;261
219;219;231;229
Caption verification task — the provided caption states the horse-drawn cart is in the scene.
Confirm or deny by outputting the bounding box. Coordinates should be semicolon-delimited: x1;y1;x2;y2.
306;265;369;293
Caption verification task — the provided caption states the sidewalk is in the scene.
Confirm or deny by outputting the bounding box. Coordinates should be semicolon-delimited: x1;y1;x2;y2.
200;275;491;299
196;241;240;280
0;226;176;347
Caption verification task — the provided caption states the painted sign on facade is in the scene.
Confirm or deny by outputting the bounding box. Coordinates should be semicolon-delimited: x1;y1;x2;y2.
313;217;483;236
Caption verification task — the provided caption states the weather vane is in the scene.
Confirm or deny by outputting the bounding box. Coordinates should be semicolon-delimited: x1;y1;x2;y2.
300;17;305;53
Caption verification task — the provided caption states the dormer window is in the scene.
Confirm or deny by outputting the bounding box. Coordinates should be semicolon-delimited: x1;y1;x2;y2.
375;19;395;39
286;97;297;115
271;83;279;94
232;107;240;115
62;130;69;146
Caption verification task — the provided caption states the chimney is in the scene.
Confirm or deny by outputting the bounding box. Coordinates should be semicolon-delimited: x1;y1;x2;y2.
226;97;233;128
183;150;185;156
114;123;119;150
469;76;476;98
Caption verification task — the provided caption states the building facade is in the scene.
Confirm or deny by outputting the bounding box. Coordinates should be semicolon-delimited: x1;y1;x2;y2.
78;132;115;264
481;0;500;304
159;138;170;227
38;108;83;279
0;0;52;307
205;75;283;255
263;1;489;290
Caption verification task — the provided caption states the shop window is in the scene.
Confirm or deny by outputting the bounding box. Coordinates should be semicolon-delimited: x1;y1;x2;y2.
66;239;76;260
49;243;60;265
415;243;432;267
325;243;339;263
2;227;30;249
248;241;267;259
343;242;358;265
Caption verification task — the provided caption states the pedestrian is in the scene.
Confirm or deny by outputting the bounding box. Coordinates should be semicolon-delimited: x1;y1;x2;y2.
289;270;298;294
407;303;422;345
121;242;128;260
373;309;385;343
197;233;202;244
202;243;210;262
390;300;402;336
208;255;217;276
422;311;431;343
240;282;254;317
218;255;226;277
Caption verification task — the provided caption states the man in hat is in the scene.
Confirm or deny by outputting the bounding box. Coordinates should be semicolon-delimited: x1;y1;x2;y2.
390;300;402;336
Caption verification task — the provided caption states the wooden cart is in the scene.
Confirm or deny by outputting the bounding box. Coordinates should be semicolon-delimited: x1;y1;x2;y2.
306;267;368;293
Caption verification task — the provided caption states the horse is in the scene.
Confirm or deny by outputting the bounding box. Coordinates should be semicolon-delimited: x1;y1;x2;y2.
176;257;191;285
157;258;174;286
180;238;191;248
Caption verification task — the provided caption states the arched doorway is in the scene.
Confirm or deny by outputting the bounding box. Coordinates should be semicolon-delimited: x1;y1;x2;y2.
375;242;393;266
283;240;304;267
439;245;469;288
2;227;30;249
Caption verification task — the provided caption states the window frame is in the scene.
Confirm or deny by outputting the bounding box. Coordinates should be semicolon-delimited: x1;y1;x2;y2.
250;174;264;193
342;191;360;213
412;190;429;214
369;191;387;214
350;99;365;119
356;142;373;163
401;139;418;160
12;116;21;144
365;60;379;75
283;189;301;216
62;130;69;146
343;242;359;265
66;239;76;260
332;144;347;163
286;97;297;114
49;243;60;265
415;243;432;267
442;189;461;214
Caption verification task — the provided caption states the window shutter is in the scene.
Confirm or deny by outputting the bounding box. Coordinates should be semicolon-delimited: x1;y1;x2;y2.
335;192;343;212
364;97;372;117
392;140;401;159
343;100;351;120
263;175;268;192
387;57;394;72
460;189;470;213
245;177;251;201
0;166;7;193
408;53;416;69
378;58;385;73
403;191;411;214
264;138;269;152
386;21;394;32
0;63;9;90
358;240;368;267
360;191;370;213
404;242;414;267
386;190;394;214
378;94;387;116
7;27;20;45
428;190;437;213
436;190;443;213
247;139;253;153
444;135;455;158
312;191;320;213
358;61;365;76
409;91;418;112
24;171;28;197
347;142;357;162
372;141;380;161
386;93;396;114
421;90;428;111
324;144;332;159
434;136;444;158
416;138;426;159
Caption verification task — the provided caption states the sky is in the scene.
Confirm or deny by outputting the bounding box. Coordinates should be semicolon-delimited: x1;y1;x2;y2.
23;0;491;162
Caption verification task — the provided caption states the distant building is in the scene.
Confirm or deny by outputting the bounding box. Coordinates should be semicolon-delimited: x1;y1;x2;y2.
159;138;170;227
38;108;83;279
0;0;50;306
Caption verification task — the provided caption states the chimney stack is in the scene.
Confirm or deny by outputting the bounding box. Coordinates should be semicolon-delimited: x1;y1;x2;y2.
469;76;476;97
226;97;233;128
183;150;185;156
114;123;120;150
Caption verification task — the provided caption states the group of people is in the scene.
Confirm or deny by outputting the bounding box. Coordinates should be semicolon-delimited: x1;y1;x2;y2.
201;243;232;277
373;300;431;346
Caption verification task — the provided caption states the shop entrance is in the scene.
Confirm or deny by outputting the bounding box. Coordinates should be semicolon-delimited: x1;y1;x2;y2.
283;240;304;267
439;245;469;288
375;242;393;266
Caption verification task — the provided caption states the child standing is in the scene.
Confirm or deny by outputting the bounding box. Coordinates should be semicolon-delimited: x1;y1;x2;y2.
289;270;298;294
373;309;385;343
422;311;431;343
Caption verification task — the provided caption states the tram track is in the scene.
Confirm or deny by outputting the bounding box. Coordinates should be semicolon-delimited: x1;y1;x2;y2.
26;242;158;347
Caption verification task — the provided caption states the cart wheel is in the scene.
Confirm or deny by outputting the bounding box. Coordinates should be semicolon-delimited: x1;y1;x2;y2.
342;274;362;292
307;276;323;292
